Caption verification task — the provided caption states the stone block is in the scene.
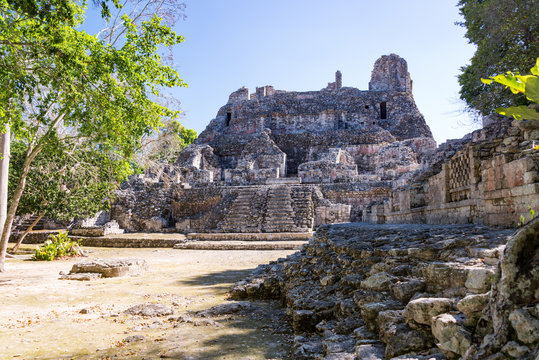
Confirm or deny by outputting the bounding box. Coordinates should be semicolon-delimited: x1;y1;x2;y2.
360;272;396;292
464;267;495;293
456;293;489;315
124;303;174;317
69;258;147;278
404;298;453;326
431;313;471;358
508;309;539;345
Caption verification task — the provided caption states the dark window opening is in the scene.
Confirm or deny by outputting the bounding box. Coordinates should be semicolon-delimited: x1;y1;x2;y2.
226;112;232;126
364;105;369;109
372;121;375;125
380;102;387;119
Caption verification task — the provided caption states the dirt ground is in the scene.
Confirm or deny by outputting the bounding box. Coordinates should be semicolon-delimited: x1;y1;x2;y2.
0;247;296;360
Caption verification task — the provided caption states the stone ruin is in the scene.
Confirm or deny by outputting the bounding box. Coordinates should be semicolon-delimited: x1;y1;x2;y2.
111;53;539;233
112;54;441;233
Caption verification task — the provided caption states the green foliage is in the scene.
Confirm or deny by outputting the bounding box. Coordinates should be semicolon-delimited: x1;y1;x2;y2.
143;119;197;166
457;0;539;115
33;231;80;261
518;207;536;227
9;137;133;220
1;0;187;154
481;58;539;121
0;0;188;264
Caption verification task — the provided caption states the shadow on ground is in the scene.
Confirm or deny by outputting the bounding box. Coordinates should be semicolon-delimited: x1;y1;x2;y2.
175;268;254;291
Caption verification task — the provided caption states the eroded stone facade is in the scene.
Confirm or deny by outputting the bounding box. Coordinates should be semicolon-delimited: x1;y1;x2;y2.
364;116;539;226
111;54;436;233
111;53;538;233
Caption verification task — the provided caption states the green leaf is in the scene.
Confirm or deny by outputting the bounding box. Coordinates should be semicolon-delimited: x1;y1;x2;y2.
525;76;539;103
496;106;539;121
491;73;526;94
531;58;539;76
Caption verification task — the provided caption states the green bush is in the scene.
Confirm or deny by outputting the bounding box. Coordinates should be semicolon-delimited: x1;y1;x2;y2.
33;231;81;261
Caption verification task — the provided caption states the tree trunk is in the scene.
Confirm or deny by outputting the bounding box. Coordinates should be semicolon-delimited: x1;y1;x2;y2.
0;143;42;272
10;213;43;254
0;128;10;267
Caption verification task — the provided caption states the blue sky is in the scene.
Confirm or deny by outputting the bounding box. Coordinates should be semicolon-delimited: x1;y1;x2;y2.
86;1;479;145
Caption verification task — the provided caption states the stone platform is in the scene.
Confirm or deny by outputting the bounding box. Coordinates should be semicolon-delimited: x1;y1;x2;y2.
186;232;313;241
11;230;310;250
70;232;310;250
174;240;306;250
70;233;187;248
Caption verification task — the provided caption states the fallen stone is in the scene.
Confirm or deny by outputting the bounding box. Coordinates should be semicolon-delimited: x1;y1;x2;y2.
323;353;355;360
404;297;453;326
292;335;323;359
79;308;92;314
501;340;531;358
360;301;403;333
388;353;445;360
169;315;219;327
124;335;146;343
392;279;426;303
456;293;489;315
69;258;147;278
464;267;495;293
353;325;376;340
196;301;256;317
323;334;355;354
431;313;471;358
59;273;102;281
377;310;434;358
124;304;173;317
508;308;539;345
354;343;385;360
360;272;396;292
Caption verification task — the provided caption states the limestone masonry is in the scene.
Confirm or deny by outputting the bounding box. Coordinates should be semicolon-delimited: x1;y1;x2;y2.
110;54;539;232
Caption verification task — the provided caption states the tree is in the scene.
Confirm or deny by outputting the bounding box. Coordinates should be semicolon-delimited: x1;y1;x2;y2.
457;0;539;115
8;138;132;253
140;119;197;167
0;0;187;271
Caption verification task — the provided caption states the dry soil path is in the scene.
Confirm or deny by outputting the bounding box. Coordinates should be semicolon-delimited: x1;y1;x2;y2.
0;247;296;359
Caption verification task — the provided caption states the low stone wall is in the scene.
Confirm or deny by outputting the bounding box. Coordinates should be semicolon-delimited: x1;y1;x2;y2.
9;230;62;244
230;221;538;359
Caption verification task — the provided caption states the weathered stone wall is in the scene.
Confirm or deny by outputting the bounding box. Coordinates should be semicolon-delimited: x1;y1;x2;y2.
230;221;538;359
111;164;183;232
365;117;539;227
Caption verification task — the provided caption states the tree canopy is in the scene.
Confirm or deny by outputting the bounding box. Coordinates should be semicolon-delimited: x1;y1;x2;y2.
140;119;197;167
457;0;539;115
9;138;132;221
0;0;187;271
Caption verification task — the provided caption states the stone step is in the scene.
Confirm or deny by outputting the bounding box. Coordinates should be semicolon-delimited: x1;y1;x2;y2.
70;234;186;248
187;232;312;241
174;241;305;251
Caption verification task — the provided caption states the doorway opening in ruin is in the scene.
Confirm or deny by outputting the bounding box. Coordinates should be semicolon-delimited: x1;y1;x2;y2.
380;102;387;119
226;112;232;126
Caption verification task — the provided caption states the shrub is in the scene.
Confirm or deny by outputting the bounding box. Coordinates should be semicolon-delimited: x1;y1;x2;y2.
33;231;82;261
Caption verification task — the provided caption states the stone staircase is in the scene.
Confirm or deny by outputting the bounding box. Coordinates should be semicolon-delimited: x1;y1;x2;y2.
15;215;45;232
262;186;302;232
218;185;314;233
219;187;263;233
